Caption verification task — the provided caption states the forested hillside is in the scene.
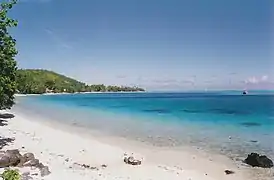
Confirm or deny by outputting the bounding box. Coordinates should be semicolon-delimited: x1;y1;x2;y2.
16;69;145;94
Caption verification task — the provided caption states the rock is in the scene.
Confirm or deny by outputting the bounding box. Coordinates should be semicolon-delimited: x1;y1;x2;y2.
224;170;235;175
73;162;98;170
101;164;107;168
22;172;30;176
16;152;36;167
23;153;35;162
37;162;45;169
0;155;11;167
6;149;20;155
0;149;22;167
17;156;27;167
40;166;51;177
23;159;40;167
124;156;142;166
244;153;273;168
21;172;33;180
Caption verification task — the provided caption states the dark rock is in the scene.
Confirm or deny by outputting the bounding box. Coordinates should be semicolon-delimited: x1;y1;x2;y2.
23;153;35;162
90;166;98;170
23;159;40;167
40;166;51;177
124;156;142;166
37;162;45;169
0;155;11;167
17;152;35;167
244;153;273;168
0;149;22;167
101;164;107;168
17;156;27;167
224;170;235;175
6;149;20;155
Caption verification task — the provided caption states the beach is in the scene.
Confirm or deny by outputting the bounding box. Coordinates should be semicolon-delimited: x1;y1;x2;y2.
0;109;255;180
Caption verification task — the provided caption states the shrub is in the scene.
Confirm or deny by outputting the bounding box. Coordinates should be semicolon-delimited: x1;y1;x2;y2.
1;169;20;180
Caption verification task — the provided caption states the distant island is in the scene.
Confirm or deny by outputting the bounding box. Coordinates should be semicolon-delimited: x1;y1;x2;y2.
16;69;145;94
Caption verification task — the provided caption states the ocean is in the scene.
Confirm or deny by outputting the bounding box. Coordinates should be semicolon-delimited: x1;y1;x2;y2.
13;91;274;161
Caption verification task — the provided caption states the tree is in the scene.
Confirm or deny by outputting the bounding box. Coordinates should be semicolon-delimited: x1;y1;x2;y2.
45;80;55;90
0;0;18;110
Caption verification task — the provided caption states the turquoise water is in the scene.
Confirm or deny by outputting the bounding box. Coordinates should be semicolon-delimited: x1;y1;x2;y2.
14;91;274;160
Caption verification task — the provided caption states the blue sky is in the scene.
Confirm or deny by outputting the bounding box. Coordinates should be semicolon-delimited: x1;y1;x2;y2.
9;0;273;90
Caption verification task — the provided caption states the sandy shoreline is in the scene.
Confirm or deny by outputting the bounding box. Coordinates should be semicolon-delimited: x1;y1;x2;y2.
0;109;261;180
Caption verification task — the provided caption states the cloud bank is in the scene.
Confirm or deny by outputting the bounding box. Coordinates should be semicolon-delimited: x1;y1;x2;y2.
244;75;269;84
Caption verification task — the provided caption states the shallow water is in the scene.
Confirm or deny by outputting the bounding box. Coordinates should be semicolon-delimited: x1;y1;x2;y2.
14;91;274;161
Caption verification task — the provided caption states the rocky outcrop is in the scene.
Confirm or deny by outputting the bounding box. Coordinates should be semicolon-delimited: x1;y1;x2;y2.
23;159;40;167
224;170;235;175
0;149;51;176
124;156;142;165
244;153;273;168
0;149;21;167
40;165;51;177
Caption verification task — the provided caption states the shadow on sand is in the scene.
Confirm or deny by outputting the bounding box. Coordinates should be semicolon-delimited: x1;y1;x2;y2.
0;113;15;119
0;119;8;126
0;113;15;149
0;137;14;149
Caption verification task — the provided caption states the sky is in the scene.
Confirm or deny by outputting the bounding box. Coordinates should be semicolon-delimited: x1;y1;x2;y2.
7;0;274;91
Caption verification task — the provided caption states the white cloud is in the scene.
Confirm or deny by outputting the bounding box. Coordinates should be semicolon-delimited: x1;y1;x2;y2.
245;77;258;84
261;75;268;81
244;75;269;84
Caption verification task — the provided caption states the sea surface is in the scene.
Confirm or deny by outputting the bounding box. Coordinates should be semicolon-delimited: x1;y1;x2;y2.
13;91;274;161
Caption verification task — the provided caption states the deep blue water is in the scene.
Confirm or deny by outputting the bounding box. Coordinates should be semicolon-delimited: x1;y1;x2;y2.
14;91;274;160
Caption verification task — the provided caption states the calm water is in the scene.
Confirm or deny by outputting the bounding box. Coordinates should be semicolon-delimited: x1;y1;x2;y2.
14;91;274;160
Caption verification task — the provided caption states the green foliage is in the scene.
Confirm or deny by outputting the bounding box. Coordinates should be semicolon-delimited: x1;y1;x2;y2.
0;0;18;110
16;69;86;94
16;69;145;94
1;169;20;180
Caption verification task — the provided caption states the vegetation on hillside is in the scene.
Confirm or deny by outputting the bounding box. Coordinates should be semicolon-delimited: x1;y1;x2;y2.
0;0;18;110
16;69;145;94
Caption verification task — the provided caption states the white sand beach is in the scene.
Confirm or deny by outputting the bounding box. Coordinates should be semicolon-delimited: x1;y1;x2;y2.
0;110;254;180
